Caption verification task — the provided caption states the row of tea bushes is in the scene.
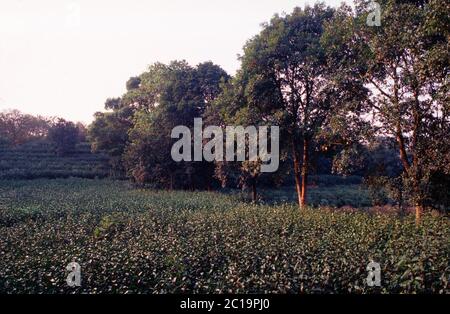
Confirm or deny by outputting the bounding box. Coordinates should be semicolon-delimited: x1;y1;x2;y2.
0;140;110;179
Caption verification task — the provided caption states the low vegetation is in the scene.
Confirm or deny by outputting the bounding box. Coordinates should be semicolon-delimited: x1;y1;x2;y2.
0;140;110;179
0;1;447;296
0;179;447;294
264;185;372;208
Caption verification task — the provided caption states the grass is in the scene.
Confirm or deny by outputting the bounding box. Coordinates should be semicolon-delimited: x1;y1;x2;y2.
0;179;448;294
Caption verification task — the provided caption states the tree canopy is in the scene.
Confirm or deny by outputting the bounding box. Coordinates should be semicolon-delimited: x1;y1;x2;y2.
86;1;449;221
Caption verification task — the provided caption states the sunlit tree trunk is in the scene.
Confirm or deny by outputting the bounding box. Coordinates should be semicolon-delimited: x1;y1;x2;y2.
396;125;423;225
300;138;309;208
393;75;424;225
415;205;423;226
412;90;423;226
292;139;302;208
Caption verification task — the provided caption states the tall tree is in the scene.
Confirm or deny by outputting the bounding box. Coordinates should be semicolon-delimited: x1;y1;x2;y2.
88;109;132;174
239;4;364;208
48;119;80;156
118;60;229;188
207;74;287;202
323;0;449;223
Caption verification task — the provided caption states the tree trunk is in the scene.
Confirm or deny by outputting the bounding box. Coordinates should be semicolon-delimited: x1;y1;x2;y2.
300;138;309;208
412;90;423;226
396;125;410;172
251;178;257;203
415;204;422;227
398;188;404;216
291;138;302;208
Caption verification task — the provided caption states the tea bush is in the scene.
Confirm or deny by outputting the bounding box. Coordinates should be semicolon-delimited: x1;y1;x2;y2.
0;140;110;179
0;179;448;294
262;185;373;208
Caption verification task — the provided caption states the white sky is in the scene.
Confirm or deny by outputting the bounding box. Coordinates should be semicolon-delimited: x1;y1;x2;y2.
0;0;351;123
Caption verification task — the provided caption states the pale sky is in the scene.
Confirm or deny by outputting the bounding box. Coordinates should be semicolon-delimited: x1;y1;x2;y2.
0;0;351;123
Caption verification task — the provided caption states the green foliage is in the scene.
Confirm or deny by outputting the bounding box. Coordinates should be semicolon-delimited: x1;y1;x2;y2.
237;3;371;207
88;110;132;175
0;140;110;180
89;60;229;188
0;179;447;294
122;61;229;188
93;214;126;240
263;184;372;208
323;0;450;212
48;119;80;156
82;2;449;211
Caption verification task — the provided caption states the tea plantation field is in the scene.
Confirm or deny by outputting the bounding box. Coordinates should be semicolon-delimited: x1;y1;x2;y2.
0;179;448;294
0;140;110;179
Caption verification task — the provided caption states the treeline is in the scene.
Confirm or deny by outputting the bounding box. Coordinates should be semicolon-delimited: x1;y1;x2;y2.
0;109;87;156
0;110;111;179
89;1;449;221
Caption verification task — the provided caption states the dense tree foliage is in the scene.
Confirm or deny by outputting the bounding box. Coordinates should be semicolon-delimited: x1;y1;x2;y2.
238;4;371;207
0;110;87;156
88;109;132;175
48;119;81;156
89;61;230;188
83;1;448;217
0;110;51;146
323;0;449;221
